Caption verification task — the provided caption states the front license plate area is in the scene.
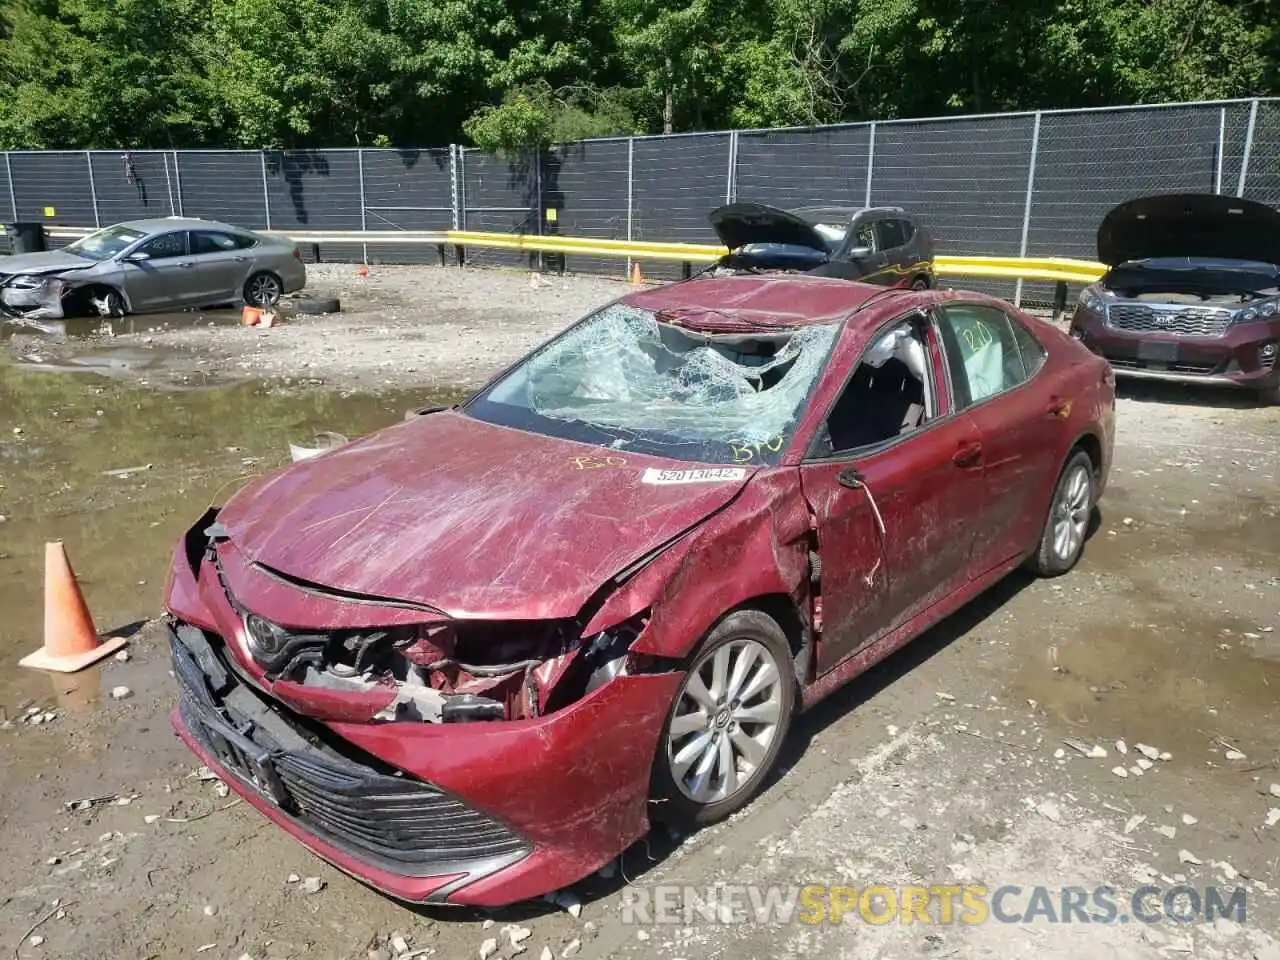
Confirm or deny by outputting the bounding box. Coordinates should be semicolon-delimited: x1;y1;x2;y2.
1137;341;1179;363
186;700;290;806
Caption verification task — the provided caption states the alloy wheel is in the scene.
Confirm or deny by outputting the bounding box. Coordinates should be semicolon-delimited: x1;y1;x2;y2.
665;637;784;805
249;274;281;306
1052;463;1092;562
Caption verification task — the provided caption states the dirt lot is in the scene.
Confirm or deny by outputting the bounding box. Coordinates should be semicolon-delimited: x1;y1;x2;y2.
1;266;1278;960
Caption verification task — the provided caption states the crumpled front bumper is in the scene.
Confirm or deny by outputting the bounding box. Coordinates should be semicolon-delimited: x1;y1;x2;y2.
164;532;682;906
0;280;66;319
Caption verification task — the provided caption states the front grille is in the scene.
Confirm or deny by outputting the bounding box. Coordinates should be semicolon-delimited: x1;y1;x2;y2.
1109;358;1223;375
1107;303;1232;338
171;624;531;877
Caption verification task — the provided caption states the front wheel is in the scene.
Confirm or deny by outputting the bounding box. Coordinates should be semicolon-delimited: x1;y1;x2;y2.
650;609;796;827
1028;449;1094;577
910;276;930;291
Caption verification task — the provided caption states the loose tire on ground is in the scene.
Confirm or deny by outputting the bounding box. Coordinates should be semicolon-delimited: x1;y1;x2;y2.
279;296;341;316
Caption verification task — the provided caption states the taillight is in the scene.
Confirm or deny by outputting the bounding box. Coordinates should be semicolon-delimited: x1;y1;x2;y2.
292;247;301;260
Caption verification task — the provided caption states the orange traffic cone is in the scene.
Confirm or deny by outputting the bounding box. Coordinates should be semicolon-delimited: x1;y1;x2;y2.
629;261;643;285
19;542;128;673
241;305;262;326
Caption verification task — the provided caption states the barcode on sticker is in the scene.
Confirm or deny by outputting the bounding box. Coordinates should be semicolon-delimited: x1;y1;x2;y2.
641;467;747;485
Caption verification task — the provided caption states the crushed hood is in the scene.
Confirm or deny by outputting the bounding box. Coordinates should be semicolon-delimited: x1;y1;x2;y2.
215;411;754;621
0;250;98;277
710;203;832;254
1097;194;1280;267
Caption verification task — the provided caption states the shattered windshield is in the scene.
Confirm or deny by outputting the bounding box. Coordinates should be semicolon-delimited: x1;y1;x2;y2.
66;225;147;261
464;304;838;465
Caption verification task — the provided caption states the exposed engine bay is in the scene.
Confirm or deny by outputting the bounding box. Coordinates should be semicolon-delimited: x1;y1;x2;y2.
234;602;647;726
1104;258;1280;306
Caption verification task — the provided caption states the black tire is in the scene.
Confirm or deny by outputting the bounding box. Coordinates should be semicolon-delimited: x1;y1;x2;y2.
1256;381;1280;406
910;275;930;291
279;296;341;316
1027;449;1095;577
244;272;283;308
650;609;796;828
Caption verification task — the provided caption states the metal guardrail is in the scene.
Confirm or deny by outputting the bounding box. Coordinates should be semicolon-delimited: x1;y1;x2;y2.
1;223;1108;286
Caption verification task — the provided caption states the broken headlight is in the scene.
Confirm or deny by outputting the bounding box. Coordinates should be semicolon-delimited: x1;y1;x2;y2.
1077;285;1107;314
1235;299;1279;324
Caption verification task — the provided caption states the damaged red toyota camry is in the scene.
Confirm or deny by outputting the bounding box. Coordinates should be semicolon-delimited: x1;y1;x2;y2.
164;274;1114;906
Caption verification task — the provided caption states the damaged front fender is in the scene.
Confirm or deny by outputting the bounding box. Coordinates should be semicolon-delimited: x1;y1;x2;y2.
0;269;123;320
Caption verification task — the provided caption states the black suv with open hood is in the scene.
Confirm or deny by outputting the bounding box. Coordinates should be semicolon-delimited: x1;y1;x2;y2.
705;202;935;289
1069;193;1280;403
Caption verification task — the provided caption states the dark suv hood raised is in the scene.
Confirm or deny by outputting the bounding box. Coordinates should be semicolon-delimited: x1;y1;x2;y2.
1097;194;1280;267
710;203;832;254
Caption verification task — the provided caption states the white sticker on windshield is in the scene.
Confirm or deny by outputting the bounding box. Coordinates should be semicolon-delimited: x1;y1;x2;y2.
641;467;747;485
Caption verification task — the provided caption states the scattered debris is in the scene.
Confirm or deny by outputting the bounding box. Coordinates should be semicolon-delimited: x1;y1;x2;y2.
1064;738;1108;759
478;939;498;960
29;935;45;947
1225;749;1246;761
1181;813;1198;826
203;905;217;917
1036;800;1063;823
1155;825;1176;839
481;919;494;930
65;795;116;812
196;945;217;954
1124;815;1146;834
1271;784;1280;798
144;815;161;825
391;934;409;953
1265;809;1280;828
1112;766;1129;779
102;464;152;479
935;692;956;702
109;686;132;700
562;941;581;958
114;650;130;662
286;874;301;884
1136;743;1161;761
300;876;325;895
1116;740;1128;755
507;927;532;947
539;949;553;960
1178;850;1202;865
1136;758;1154;771
1215;861;1239;880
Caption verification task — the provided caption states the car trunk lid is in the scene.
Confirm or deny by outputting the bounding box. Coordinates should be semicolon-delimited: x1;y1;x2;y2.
710;203;833;254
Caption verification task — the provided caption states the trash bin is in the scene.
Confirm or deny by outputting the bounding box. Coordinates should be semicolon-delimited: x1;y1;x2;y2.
5;222;47;254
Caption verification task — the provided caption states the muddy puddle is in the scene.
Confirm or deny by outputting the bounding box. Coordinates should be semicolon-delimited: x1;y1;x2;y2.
0;360;463;714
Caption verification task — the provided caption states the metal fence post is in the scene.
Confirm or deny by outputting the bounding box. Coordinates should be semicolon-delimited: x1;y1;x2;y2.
161;152;176;215
172;150;185;216
1215;107;1226;194
449;144;460;230
4;152;17;221
1237;98;1259;197
626;137;635;277
1014;111;1043;308
260;151;273;229
457;146;467;231
356;148;369;264
864;122;876;207
86;151;101;228
533;148;544;271
725;130;739;204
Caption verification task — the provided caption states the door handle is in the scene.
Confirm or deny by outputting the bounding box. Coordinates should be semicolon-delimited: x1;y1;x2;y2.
952;441;982;467
837;467;865;489
1047;397;1072;419
234;256;248;262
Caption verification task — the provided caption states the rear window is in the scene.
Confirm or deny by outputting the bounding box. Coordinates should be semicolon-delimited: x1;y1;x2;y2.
1010;315;1048;376
875;219;907;250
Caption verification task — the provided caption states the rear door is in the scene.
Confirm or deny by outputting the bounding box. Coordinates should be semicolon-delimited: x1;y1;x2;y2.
190;230;254;303
119;231;194;310
934;301;1064;577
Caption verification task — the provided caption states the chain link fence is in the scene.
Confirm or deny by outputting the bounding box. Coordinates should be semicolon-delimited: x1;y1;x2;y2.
2;98;1277;303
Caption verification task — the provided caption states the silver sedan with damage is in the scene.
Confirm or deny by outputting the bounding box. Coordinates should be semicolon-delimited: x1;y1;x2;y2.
0;217;306;319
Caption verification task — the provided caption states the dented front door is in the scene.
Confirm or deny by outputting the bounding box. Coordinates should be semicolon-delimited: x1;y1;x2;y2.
801;412;985;673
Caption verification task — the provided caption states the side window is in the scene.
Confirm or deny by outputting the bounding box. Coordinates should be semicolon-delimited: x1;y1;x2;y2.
851;221;876;252
819;316;933;455
937;304;1029;407
1010;314;1048;377
136;232;187;260
191;231;240;255
874;218;906;250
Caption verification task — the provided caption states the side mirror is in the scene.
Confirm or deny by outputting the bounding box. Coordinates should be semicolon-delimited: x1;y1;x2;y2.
122;251;149;262
845;245;872;259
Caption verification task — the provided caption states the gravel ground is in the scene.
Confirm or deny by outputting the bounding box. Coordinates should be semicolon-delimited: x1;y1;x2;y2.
0;267;1278;960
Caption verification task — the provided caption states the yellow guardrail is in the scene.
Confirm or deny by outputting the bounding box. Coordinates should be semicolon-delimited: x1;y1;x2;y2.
2;223;1107;285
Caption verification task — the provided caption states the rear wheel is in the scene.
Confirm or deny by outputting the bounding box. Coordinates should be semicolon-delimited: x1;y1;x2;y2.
244;271;283;308
910;275;930;291
651;610;796;827
1028;449;1094;577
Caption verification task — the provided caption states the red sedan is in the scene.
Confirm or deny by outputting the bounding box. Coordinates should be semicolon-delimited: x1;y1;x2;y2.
164;273;1115;906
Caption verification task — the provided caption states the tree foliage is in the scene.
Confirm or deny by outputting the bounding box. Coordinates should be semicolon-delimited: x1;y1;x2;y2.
0;0;1273;150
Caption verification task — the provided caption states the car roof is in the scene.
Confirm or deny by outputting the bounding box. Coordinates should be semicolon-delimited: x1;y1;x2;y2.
108;217;255;234
621;274;909;331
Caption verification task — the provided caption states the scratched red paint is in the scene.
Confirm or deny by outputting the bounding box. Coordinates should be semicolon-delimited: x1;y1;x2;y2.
164;273;1114;906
